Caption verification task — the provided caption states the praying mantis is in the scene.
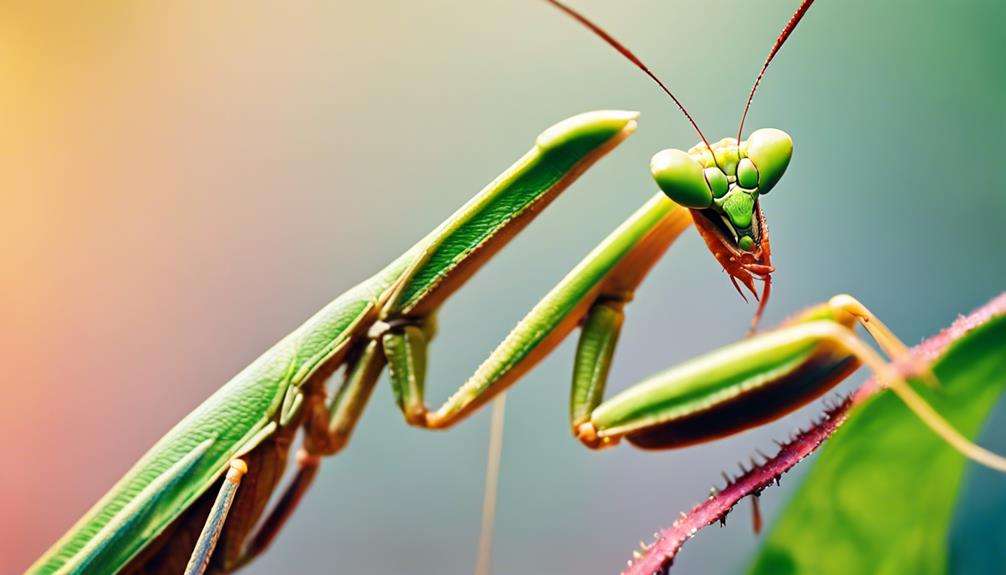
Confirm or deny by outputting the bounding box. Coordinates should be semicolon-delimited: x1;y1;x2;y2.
27;1;1006;574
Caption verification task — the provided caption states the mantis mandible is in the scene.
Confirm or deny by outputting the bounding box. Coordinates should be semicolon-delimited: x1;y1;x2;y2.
27;1;1006;574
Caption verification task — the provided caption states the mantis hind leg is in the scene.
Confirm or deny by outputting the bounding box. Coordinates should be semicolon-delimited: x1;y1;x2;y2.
182;460;249;575
121;430;295;575
227;450;322;571
825;294;938;388
183;340;383;573
818;319;1006;472
172;431;295;574
573;297;1006;472
226;340;385;568
373;201;691;572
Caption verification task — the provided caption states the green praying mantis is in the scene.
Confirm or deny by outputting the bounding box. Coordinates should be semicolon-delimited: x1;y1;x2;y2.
28;1;1006;574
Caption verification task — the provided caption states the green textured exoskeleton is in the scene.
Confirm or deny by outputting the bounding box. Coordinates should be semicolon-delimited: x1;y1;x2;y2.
648;131;790;319
651;128;792;251
28;111;640;575
29;1;1006;574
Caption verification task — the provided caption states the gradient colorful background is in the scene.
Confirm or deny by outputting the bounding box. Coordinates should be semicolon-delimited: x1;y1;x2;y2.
3;1;1004;573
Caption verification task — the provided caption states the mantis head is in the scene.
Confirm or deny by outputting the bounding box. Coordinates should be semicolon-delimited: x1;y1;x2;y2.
651;129;791;251
543;0;812;330
651;129;791;311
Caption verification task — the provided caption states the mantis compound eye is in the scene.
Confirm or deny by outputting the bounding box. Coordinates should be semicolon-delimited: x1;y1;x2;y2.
650;148;714;209
744;128;792;194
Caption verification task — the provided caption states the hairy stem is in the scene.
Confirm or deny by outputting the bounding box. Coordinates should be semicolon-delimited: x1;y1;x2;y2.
622;293;1006;575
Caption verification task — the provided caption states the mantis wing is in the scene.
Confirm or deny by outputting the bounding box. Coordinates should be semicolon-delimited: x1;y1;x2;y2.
27;110;638;575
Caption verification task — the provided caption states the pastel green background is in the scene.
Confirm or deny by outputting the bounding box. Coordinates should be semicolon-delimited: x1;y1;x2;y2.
2;1;1003;573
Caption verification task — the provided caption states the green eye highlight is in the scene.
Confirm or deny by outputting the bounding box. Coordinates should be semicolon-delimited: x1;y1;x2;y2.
650;149;713;209
704;167;728;198
736;158;758;189
745;128;792;194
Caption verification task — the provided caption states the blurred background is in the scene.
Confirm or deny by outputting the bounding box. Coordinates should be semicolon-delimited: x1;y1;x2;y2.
2;1;1004;573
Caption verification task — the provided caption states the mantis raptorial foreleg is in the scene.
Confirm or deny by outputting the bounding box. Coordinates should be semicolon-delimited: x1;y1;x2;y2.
39;0;1000;571
59;106;641;575
378;195;693;431
365;184;1004;471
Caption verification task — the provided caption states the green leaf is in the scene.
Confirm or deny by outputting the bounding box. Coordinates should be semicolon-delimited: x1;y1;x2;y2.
749;305;1006;575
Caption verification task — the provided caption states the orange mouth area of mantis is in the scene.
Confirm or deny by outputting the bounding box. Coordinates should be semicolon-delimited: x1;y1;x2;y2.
691;204;774;329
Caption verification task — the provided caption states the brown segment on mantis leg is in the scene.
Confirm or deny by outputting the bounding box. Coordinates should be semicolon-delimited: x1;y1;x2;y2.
232;450;322;569
215;340;385;569
226;340;384;570
302;339;385;456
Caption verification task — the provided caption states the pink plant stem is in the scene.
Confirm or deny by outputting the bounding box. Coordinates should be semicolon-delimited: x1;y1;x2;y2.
622;293;1006;575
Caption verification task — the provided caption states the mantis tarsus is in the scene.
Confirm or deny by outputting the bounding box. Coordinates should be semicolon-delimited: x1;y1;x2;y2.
28;1;1006;574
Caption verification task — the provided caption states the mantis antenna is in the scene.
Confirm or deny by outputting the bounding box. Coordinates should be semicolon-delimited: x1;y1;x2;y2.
736;0;816;142
541;0;717;162
476;3;817;571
